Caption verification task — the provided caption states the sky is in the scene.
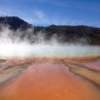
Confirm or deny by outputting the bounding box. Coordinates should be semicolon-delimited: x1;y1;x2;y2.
0;0;100;27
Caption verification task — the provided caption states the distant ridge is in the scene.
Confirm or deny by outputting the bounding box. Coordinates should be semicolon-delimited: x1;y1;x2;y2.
0;16;100;45
0;16;32;30
34;25;100;45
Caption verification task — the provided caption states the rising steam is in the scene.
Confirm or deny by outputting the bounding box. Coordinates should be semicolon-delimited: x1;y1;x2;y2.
0;25;100;59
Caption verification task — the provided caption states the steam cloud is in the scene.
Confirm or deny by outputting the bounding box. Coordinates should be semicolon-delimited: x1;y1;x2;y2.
0;25;100;59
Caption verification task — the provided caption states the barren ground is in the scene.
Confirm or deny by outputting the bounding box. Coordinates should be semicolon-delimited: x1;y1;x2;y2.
0;56;100;100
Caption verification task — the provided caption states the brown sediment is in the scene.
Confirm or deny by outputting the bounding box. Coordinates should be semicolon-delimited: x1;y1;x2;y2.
62;56;100;63
0;56;100;86
0;63;100;100
63;61;100;88
0;63;30;87
0;59;7;63
3;55;100;65
0;56;100;100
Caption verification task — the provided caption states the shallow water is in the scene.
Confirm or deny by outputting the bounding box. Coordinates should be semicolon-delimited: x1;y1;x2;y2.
0;61;100;100
0;44;100;58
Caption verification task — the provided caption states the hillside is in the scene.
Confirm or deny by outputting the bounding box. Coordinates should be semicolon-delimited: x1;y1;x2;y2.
0;16;32;30
0;16;100;45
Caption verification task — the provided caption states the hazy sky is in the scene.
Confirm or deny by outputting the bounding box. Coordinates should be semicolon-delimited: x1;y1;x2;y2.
0;0;100;27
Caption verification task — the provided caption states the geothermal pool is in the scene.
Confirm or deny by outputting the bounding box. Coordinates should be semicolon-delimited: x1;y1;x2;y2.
0;43;100;100
0;59;100;100
0;43;100;58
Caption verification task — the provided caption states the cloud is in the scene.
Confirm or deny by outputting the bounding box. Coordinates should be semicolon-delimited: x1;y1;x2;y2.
0;8;12;16
31;10;78;25
33;10;46;20
31;10;52;25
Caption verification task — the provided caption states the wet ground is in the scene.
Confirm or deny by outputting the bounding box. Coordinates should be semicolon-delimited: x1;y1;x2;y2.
0;57;100;100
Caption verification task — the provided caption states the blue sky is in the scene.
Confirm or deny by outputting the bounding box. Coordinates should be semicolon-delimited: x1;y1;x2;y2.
0;0;100;27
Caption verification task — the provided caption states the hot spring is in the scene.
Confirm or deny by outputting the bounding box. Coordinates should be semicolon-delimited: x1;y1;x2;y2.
0;42;100;59
0;26;100;59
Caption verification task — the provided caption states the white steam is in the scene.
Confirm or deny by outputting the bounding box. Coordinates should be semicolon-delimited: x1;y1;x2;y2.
0;25;100;59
